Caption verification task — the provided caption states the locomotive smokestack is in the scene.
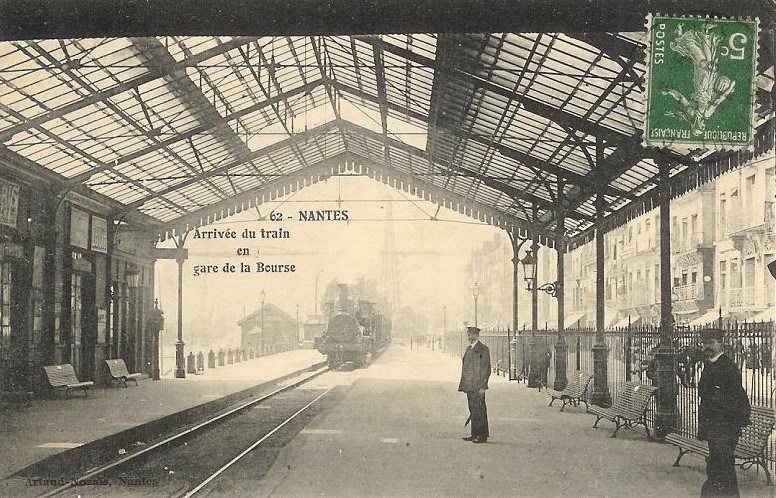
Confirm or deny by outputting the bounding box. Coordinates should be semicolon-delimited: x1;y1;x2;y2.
337;284;349;312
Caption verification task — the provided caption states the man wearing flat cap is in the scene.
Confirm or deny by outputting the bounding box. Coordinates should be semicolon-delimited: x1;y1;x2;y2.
458;326;491;443
697;328;751;497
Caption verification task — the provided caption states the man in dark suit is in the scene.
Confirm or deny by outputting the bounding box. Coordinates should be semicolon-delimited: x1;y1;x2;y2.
458;326;491;443
698;328;751;497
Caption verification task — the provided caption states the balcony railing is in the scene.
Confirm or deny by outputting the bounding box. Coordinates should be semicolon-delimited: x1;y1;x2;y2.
673;282;704;301
724;287;760;309
670;235;704;254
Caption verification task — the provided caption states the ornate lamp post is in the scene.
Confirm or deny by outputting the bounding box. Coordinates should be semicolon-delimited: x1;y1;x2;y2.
260;290;266;356
521;249;540;387
521;248;559;388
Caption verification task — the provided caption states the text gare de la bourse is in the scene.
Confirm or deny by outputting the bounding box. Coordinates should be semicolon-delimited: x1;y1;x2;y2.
190;209;348;277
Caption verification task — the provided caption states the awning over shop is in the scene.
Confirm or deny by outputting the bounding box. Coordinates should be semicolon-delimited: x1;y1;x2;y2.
564;312;586;329
612;315;641;329
688;309;723;327
753;307;775;323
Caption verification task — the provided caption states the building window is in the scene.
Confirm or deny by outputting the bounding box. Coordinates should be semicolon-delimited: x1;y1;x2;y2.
730;258;741;288
766;254;775;306
71;273;82;347
744;257;755;288
0;262;11;360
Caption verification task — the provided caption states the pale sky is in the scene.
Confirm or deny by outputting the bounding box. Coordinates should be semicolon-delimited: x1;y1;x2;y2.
155;175;505;348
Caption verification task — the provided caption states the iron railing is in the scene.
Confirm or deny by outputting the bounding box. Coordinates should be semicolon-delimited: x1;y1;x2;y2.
445;320;775;476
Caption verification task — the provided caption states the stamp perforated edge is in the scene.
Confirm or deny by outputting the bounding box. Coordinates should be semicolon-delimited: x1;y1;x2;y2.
642;13;760;153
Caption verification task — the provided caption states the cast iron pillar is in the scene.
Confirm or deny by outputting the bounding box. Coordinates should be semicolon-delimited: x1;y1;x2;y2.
175;245;186;379
553;178;568;392
654;159;678;438
527;232;542;388
509;229;527;380
591;181;611;406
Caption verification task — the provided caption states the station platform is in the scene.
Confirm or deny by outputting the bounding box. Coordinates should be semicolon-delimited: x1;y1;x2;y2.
0;349;325;480
250;343;773;498
1;343;772;497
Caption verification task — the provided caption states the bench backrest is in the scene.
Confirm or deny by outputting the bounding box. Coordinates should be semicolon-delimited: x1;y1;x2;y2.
43;364;80;387
566;371;594;397
736;405;775;456
612;381;658;418
105;359;132;377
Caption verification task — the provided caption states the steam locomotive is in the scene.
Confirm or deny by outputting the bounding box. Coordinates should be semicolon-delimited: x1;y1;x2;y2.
315;284;391;368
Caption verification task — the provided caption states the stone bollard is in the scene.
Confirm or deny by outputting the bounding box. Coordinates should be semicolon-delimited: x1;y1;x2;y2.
227;348;234;364
197;351;205;372
208;350;216;368
218;349;225;366
187;352;196;374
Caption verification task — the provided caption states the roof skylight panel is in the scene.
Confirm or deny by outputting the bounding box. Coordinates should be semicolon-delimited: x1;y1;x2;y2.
381;34;438;61
130;154;183;184
238;116;288;152
84;170;127;193
224;165;261;191
138;200;178;222
207;174;240;195
164;185;220;211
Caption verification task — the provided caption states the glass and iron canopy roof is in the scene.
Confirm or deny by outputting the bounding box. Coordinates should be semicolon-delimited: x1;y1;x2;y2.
0;32;773;244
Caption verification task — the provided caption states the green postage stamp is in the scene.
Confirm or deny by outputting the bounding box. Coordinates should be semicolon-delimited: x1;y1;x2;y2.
644;15;759;150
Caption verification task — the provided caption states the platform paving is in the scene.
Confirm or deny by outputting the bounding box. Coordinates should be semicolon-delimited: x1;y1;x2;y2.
249;343;774;498
0;349;324;479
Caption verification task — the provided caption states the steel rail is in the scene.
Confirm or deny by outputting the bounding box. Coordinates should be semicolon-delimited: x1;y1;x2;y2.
184;385;335;497
38;365;329;498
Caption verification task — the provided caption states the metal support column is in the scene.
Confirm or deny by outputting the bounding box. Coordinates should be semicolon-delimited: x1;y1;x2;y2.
509;229;528;380
174;232;189;379
654;159;678;438
554;178;568;391
527;222;542;388
591;184;611;406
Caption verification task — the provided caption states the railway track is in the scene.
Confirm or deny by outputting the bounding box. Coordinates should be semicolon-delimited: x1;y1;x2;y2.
39;366;335;497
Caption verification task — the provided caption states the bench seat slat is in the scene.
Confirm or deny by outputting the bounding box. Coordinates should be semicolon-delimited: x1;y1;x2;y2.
105;359;142;387
42;364;94;397
546;371;593;411
665;405;774;486
589;382;657;438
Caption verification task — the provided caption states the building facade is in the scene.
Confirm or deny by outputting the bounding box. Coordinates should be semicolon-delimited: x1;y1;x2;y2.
238;303;299;355
0;154;157;391
469;152;775;330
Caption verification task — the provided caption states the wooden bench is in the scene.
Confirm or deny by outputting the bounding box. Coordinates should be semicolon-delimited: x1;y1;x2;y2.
589;381;658;438
42;364;94;397
546;370;594;411
105;359;142;387
665;405;775;486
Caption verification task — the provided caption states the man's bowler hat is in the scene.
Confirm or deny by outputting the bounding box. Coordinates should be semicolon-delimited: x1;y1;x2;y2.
699;328;725;342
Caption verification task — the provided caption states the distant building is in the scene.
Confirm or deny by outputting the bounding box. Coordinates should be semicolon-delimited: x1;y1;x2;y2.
302;314;326;347
238;303;298;355
469;152;775;329
712;152;775;324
